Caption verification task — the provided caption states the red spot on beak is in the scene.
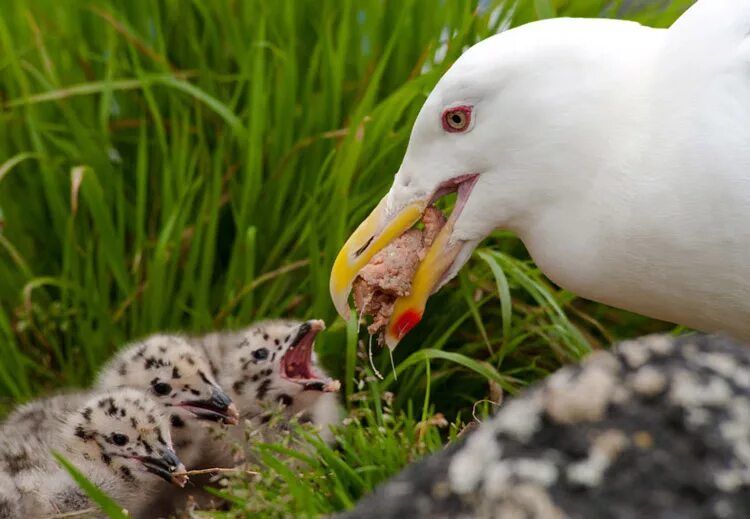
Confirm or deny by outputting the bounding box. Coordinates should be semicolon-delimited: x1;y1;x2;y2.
391;309;422;340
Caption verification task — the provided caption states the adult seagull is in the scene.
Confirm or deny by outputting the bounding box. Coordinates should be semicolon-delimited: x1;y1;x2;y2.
330;0;750;349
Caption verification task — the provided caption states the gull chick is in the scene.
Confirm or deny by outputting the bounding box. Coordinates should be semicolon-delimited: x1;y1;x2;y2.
95;333;240;465
197;319;342;465
0;390;87;479
0;471;20;519
11;388;187;518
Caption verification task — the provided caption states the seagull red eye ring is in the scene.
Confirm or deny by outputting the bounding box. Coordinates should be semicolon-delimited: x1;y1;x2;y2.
442;105;472;132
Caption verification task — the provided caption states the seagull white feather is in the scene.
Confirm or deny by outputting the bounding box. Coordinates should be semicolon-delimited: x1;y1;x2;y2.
331;0;750;348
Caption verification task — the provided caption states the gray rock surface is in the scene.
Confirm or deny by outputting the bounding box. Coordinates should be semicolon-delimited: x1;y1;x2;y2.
339;333;750;519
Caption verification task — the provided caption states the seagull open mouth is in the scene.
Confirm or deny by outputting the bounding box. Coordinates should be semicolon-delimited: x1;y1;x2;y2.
429;174;479;211
280;320;341;392
176;386;240;425
135;453;188;487
425;173;480;286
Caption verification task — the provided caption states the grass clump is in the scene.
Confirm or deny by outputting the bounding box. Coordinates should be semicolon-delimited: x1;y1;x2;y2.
212;403;453;518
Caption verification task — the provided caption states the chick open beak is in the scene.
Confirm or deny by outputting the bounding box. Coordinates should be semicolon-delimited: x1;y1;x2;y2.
330;175;478;350
280;320;341;392
138;449;188;487
179;387;240;425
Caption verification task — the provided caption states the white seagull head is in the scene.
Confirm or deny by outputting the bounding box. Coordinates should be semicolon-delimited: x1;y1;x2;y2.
331;16;662;347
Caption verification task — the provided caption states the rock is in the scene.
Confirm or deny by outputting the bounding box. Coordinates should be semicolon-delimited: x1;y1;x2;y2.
338;333;750;519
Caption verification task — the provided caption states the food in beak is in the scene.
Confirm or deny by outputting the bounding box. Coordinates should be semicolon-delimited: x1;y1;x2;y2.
352;207;446;336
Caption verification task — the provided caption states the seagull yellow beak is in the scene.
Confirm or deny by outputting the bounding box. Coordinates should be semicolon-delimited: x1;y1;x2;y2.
331;174;479;349
329;195;426;319
330;194;465;350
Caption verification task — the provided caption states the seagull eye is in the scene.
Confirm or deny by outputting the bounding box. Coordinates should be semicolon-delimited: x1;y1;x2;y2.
111;433;129;446
153;382;172;395
253;348;269;361
442;106;472;133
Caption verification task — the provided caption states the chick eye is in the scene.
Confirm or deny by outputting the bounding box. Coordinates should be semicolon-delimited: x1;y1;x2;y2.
153;382;172;395
252;348;269;361
111;433;129;446
442;106;472;132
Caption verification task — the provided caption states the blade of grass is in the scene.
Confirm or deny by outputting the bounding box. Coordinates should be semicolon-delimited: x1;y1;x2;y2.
52;451;129;519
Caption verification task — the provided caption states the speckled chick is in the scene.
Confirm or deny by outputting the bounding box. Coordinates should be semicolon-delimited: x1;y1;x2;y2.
195;319;342;466
11;388;187;519
338;333;750;519
0;471;20;519
94;333;239;466
0;390;87;479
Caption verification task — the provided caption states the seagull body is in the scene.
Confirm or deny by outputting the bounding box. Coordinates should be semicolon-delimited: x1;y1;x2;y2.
331;0;750;346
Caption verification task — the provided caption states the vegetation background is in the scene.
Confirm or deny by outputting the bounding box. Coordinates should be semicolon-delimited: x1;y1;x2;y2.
0;0;695;516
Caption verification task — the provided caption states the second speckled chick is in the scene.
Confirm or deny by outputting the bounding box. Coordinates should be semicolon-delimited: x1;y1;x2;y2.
195;319;342;466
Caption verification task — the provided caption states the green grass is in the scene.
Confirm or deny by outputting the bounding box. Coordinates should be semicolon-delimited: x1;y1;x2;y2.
53;451;130;519
0;0;693;516
216;407;455;518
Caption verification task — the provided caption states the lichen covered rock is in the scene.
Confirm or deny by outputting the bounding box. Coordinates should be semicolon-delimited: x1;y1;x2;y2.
339;334;750;519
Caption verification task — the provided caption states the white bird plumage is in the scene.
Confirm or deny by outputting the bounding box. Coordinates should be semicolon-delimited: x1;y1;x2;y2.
332;0;750;344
